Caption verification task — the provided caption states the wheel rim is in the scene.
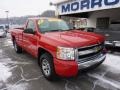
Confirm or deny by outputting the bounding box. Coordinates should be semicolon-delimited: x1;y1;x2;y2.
42;59;51;76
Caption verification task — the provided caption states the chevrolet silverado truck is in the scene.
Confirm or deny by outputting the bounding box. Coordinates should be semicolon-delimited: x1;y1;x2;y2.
11;18;106;80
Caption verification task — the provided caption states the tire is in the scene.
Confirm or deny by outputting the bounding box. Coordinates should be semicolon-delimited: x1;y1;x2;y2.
39;53;57;81
13;40;22;53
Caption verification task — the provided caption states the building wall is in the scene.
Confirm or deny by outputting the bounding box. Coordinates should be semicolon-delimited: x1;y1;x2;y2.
57;0;120;15
88;8;120;28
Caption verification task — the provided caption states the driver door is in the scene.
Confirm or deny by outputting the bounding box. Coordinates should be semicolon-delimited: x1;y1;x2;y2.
23;20;38;56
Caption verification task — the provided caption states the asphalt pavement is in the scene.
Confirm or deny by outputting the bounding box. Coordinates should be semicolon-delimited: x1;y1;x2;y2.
0;33;120;90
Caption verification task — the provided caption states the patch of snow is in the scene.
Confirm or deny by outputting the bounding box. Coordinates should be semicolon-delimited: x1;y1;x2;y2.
3;39;13;47
104;54;120;70
0;63;12;82
0;58;33;65
88;73;120;89
8;83;29;90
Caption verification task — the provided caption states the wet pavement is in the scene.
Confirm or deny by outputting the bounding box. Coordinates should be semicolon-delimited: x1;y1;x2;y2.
0;34;120;90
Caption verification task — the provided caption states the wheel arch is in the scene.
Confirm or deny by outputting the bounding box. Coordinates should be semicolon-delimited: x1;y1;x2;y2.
38;47;54;64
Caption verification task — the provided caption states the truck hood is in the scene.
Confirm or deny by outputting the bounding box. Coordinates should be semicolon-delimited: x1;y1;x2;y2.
43;30;105;48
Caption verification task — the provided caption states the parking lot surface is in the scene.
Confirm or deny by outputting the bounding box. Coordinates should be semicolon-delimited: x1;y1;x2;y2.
0;34;120;90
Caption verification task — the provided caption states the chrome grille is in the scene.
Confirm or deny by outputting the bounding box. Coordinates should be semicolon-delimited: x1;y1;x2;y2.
76;43;104;63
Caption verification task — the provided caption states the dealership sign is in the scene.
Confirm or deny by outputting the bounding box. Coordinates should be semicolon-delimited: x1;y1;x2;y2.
58;0;120;15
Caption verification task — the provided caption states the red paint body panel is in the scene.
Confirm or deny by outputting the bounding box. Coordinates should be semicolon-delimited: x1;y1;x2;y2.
10;18;105;77
54;58;78;77
43;30;105;48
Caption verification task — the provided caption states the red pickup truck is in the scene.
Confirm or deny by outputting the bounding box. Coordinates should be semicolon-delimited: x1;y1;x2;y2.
11;18;106;80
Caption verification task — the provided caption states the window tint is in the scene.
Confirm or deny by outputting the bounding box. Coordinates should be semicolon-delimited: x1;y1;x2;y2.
27;20;35;31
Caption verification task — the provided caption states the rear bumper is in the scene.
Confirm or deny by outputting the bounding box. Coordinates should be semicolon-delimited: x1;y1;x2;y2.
54;54;106;77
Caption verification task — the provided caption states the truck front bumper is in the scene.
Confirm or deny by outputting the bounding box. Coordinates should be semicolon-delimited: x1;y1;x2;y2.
54;58;78;77
54;53;106;77
77;54;106;70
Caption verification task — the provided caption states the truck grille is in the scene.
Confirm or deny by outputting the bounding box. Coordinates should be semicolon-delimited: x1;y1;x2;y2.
76;43;104;63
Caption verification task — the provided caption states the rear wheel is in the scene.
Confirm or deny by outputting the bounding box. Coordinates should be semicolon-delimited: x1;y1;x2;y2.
13;40;22;53
39;53;57;81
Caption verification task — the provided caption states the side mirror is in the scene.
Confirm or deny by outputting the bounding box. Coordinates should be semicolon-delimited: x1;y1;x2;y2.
24;28;35;34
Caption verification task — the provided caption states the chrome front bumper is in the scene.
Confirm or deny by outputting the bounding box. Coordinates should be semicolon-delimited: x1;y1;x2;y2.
78;54;106;70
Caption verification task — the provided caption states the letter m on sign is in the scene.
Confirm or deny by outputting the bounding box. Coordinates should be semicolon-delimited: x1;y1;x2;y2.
62;4;70;13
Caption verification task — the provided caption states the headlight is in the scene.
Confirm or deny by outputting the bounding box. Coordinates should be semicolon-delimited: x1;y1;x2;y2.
56;47;75;60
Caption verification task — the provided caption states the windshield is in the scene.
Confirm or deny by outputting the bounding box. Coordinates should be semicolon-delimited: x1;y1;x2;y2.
38;19;70;33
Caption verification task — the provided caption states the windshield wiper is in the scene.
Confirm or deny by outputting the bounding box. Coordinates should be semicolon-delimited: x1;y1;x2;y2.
41;29;74;33
63;29;74;31
50;29;63;32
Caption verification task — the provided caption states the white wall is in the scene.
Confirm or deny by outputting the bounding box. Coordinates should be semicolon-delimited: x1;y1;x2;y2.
87;8;120;28
51;0;69;4
57;0;120;15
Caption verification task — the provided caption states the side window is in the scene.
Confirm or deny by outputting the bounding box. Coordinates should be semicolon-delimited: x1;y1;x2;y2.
26;20;35;31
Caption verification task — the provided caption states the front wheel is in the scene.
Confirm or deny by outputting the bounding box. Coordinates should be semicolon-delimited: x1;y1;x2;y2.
13;40;22;53
39;53;57;81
